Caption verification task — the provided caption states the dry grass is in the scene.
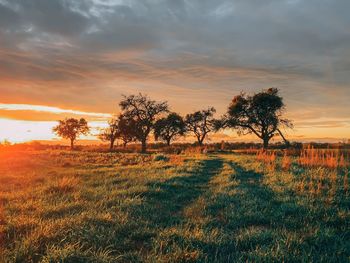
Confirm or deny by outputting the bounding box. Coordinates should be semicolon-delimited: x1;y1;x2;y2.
47;176;80;194
251;147;350;201
0;200;4;249
256;149;277;172
299;146;348;169
281;151;292;171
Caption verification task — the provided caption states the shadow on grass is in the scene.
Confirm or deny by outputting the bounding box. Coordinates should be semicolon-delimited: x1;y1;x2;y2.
139;157;224;228
194;162;348;262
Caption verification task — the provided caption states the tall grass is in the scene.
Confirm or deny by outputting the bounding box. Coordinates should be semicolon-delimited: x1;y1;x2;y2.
299;146;348;168
253;147;350;200
1;150;349;262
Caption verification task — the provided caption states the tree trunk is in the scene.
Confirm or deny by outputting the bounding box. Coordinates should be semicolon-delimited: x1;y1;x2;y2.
199;135;206;146
263;137;269;149
123;141;127;148
109;140;115;151
166;138;171;146
197;135;203;146
141;139;147;153
70;139;74;150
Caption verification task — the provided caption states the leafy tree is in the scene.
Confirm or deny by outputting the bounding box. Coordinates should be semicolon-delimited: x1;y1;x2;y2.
99;115;137;150
154;112;186;146
117;114;137;148
98;118;119;151
53;118;89;150
119;93;168;153
185;107;216;146
219;88;292;149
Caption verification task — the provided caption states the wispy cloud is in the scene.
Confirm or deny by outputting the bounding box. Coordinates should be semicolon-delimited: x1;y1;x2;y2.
0;104;111;118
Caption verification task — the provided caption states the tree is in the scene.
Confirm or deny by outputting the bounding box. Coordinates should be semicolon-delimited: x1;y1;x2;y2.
219;88;292;149
119;93;168;153
117;114;137;148
98;115;137;150
98;118;119;151
154;112;186;146
185;107;216;146
53;118;89;150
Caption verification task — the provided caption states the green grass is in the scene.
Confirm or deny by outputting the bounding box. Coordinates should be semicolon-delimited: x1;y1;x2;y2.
0;151;349;262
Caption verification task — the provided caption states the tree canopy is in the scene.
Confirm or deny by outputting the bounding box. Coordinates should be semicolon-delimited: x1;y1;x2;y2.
53;118;89;150
99;115;137;150
154;112;186;146
219;88;292;148
119;93;168;153
185;107;216;146
116;114;137;148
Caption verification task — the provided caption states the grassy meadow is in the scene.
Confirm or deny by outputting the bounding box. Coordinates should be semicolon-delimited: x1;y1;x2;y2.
0;149;349;262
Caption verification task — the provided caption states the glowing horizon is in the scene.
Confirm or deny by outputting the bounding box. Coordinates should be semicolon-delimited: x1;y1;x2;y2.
0;118;108;144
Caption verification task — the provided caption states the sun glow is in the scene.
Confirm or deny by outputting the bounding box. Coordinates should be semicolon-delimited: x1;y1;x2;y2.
0;118;108;143
0;118;58;143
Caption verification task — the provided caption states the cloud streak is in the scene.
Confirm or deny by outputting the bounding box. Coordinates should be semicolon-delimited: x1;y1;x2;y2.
0;104;111;118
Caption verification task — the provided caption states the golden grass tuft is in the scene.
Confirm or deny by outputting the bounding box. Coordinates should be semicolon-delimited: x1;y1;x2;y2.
281;151;292;171
256;150;276;172
169;155;185;165
47;176;80;193
299;146;348;169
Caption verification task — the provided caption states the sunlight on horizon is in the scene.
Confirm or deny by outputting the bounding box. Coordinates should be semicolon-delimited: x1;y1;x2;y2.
0;118;57;143
0;118;108;143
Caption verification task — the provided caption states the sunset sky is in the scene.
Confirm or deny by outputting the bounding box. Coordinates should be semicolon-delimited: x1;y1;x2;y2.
0;0;349;143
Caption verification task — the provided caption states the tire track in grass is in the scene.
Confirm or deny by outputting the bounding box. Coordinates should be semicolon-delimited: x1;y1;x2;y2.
155;156;279;262
143;156;224;228
144;156;229;262
200;155;321;262
141;156;224;261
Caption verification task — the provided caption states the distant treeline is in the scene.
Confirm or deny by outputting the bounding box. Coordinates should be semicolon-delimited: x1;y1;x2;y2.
2;141;350;153
50;88;298;153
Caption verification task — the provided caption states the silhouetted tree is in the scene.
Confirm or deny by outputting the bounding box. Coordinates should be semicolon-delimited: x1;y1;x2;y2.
53;118;89;150
154;112;186;146
117;114;137;148
185;107;216;146
98;118;119;151
119;93;168;153
99;115;137;150
219;88;292;149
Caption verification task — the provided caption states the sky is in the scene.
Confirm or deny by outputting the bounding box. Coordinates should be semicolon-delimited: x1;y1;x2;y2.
0;0;349;143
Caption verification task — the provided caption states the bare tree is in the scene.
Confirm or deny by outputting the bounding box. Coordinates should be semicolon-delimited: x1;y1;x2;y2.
154;112;186;146
119;93;168;153
219;88;292;149
185;107;216;146
53;118;89;150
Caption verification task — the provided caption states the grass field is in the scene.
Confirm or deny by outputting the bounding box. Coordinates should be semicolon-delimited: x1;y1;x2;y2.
0;150;349;262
